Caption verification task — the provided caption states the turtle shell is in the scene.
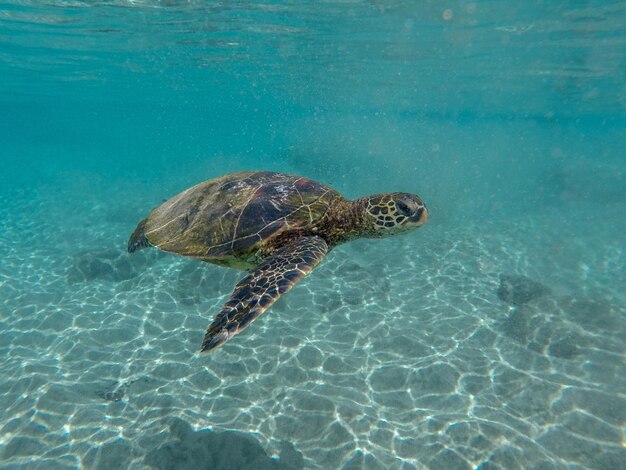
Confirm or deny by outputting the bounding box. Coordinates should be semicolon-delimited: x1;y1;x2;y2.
142;171;341;262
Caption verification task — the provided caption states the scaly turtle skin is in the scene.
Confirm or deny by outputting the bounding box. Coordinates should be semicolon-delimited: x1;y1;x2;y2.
128;171;428;352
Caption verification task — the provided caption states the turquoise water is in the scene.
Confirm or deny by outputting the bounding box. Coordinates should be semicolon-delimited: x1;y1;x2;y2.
1;1;625;468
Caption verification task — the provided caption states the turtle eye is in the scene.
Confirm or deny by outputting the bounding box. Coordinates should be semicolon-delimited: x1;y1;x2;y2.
396;201;412;216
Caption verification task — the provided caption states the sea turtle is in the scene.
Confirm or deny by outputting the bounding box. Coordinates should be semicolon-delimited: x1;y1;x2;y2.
128;171;428;352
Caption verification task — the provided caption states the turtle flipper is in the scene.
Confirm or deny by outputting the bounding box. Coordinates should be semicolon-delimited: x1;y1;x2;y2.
200;236;328;353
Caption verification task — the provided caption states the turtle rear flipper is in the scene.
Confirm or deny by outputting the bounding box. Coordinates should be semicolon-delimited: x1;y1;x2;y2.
128;218;152;253
200;236;328;352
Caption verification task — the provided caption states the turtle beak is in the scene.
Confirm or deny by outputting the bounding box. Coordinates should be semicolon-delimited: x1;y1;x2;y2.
413;207;428;226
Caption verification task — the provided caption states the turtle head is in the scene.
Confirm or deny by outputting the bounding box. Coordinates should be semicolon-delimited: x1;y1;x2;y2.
359;192;428;238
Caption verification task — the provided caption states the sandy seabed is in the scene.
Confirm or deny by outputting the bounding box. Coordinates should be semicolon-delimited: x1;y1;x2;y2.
1;175;624;470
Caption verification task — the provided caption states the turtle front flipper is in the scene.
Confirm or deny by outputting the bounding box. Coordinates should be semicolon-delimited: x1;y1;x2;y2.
200;236;328;353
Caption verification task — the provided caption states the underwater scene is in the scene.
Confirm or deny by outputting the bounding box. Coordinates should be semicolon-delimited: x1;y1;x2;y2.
1;1;625;469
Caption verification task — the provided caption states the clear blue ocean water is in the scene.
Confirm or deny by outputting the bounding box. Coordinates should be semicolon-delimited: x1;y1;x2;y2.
1;1;625;469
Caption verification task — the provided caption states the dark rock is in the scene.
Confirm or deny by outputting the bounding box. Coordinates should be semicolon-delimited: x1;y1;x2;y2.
560;296;622;332
67;248;157;283
497;274;550;306
67;249;132;282
548;337;582;360
95;381;126;402
500;308;531;343
144;417;304;470
84;438;133;470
